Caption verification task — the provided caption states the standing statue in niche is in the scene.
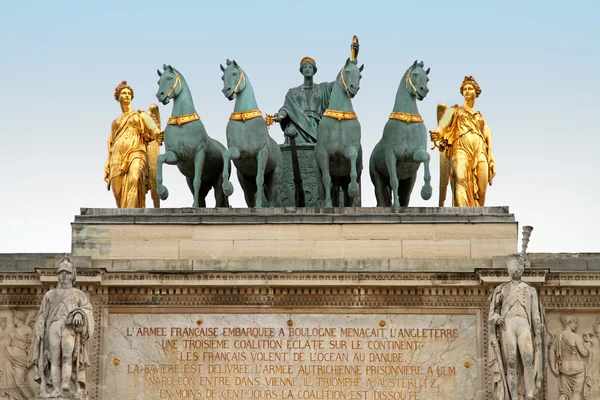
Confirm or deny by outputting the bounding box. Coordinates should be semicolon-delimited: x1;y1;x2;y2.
28;257;94;399
488;253;545;400
430;76;496;206
549;315;591;400
104;81;163;208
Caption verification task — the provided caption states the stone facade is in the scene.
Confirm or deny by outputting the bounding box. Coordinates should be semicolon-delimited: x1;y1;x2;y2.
0;207;598;400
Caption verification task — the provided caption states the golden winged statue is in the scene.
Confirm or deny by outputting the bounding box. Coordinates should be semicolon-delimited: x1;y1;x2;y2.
105;81;163;208
429;76;496;207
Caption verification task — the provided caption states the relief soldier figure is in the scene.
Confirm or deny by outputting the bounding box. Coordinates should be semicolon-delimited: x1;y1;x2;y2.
549;315;592;400
488;253;545;400
28;257;94;398
0;311;35;400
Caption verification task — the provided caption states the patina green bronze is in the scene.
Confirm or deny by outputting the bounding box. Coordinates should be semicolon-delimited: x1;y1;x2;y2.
314;57;364;207
155;64;230;208
220;60;281;208
369;60;433;206
273;42;360;145
277;144;319;206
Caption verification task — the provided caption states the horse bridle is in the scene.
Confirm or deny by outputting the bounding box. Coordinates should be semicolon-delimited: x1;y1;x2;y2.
405;68;418;94
233;67;246;94
339;66;353;96
166;71;182;98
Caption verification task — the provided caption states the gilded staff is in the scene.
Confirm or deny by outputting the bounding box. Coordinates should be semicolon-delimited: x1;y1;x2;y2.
350;35;359;60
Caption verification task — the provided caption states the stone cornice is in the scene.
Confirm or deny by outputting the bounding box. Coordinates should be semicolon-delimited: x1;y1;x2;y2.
74;206;515;225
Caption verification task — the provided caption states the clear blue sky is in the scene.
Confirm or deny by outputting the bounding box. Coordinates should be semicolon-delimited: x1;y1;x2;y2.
0;0;598;253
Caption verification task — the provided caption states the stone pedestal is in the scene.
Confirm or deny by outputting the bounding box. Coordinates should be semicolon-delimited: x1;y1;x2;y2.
71;207;517;270
278;144;362;207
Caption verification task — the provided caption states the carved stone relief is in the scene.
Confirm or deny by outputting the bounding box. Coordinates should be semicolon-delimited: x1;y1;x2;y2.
546;313;600;400
0;308;39;400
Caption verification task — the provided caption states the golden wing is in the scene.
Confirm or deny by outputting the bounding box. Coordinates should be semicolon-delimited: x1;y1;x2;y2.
147;104;162;208
436;103;451;207
436;102;447;124
148;104;161;141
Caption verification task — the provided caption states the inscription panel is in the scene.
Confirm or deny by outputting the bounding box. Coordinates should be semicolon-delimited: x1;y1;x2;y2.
105;312;479;400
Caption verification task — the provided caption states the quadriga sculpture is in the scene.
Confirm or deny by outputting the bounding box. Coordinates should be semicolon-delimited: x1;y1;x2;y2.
155;65;229;208
369;60;433;206
220;60;281;208
314;57;364;207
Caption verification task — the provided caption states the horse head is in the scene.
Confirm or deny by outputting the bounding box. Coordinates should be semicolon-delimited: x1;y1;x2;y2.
220;59;246;101
404;60;430;101
156;64;182;105
338;58;364;98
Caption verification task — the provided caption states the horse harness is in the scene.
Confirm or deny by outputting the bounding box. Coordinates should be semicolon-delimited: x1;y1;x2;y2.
227;66;262;122
389;112;423;124
164;71;201;127
323;110;357;121
388;68;423;124
322;65;359;121
167;113;200;126
230;109;263;122
233;67;247;94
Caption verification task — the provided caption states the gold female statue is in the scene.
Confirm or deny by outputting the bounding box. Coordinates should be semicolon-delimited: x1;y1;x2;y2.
430;76;496;206
104;81;162;208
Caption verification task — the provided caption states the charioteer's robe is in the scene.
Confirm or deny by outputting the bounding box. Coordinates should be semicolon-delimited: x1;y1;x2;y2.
278;82;334;144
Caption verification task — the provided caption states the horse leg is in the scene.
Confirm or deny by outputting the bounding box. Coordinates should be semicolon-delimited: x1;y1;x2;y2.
370;159;390;207
345;147;360;200
239;171;257;207
222;147;240;197
342;183;352;207
264;165;280;207
315;145;333;207
185;176;194;197
332;185;341;208
383;149;400;207
197;181;211;208
156;151;178;201
254;146;269;208
414;148;433;201
398;176;417;206
313;157;325;207
191;149;206;208
214;175;229;207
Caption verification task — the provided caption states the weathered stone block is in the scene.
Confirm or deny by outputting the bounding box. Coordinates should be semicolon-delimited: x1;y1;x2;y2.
402;240;471;259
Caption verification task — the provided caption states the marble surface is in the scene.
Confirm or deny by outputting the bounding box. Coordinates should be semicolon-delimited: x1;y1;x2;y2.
105;312;479;400
546;312;600;400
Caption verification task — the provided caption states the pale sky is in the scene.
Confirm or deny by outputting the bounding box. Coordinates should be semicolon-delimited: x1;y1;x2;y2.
0;0;598;253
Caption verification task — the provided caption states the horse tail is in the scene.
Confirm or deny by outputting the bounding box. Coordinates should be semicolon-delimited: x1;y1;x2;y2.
147;141;161;208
